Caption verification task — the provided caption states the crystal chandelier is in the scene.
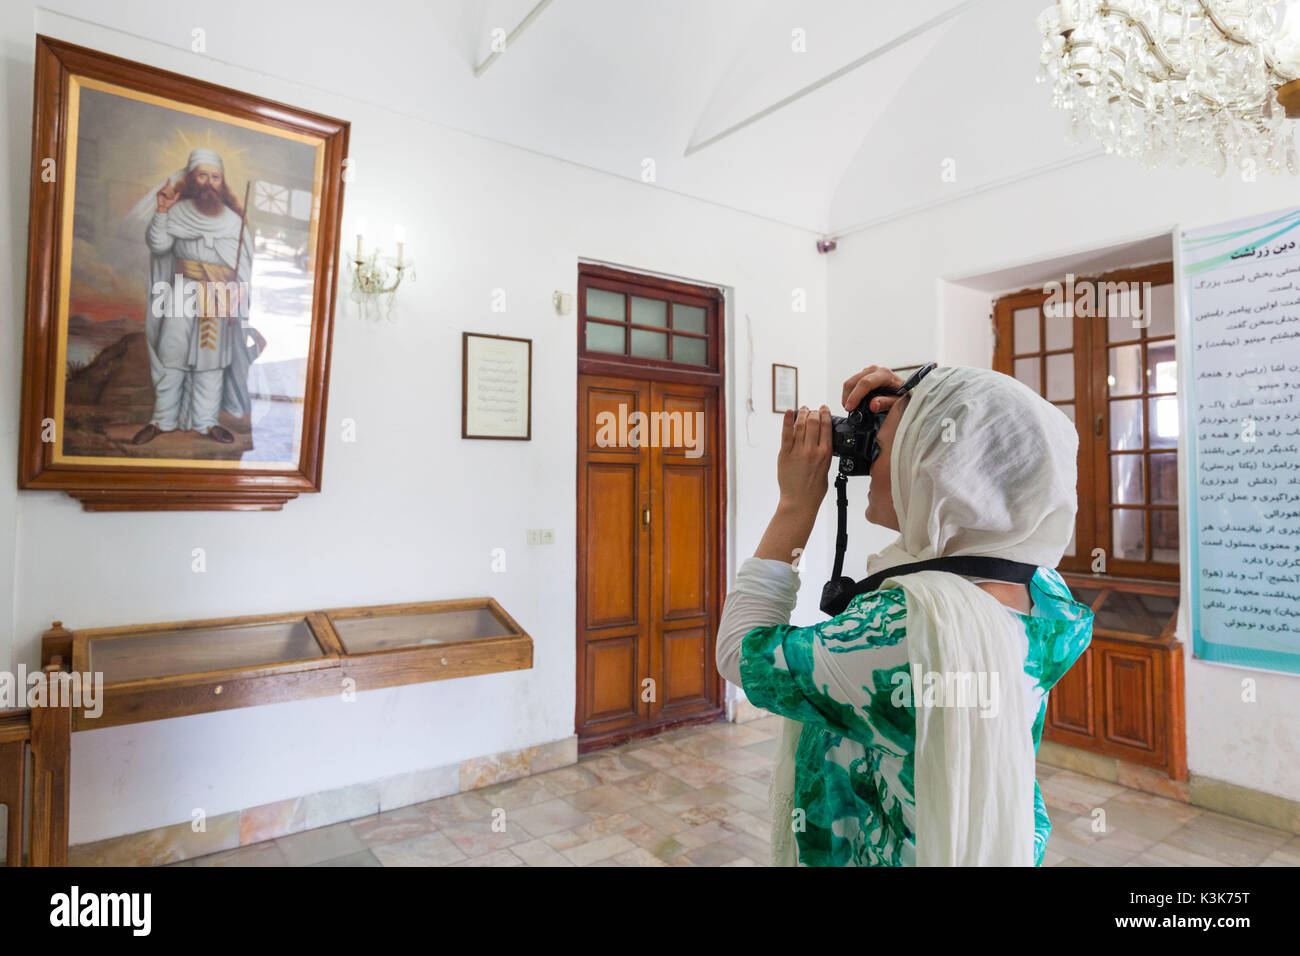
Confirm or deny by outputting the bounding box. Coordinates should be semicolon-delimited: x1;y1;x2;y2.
1038;1;1300;176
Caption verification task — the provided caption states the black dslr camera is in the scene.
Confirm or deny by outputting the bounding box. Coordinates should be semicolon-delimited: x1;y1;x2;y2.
828;394;889;478
820;363;936;615
829;363;936;478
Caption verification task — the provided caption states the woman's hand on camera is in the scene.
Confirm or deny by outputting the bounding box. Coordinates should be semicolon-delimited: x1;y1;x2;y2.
777;405;832;514
752;405;830;564
842;365;904;415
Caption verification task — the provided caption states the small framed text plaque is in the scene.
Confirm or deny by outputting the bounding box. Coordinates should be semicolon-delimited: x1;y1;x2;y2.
772;363;798;413
462;332;532;440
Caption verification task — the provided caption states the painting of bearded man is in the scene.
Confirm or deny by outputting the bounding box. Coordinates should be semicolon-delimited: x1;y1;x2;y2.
135;147;259;446
32;72;331;471
18;37;348;511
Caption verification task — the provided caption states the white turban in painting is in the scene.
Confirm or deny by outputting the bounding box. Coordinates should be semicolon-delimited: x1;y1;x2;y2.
186;147;224;173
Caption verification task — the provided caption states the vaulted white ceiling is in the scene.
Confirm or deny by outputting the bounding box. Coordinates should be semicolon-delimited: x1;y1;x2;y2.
43;0;1087;234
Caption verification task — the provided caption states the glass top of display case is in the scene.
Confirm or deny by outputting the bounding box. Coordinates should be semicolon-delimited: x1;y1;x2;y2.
1070;587;1103;610
1060;573;1180;644
1093;589;1180;639
60;598;530;730
87;617;326;684
328;604;521;654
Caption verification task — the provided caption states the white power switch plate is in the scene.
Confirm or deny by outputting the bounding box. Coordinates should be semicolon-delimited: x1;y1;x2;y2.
526;529;555;545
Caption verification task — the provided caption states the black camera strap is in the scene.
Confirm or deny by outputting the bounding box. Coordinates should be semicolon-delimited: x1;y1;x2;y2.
819;469;1038;617
830;472;849;582
854;555;1039;595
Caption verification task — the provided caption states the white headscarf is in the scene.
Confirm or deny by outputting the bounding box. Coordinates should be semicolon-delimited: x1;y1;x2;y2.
769;366;1079;866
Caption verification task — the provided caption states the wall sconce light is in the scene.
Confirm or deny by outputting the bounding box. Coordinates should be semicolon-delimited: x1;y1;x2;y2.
349;219;414;321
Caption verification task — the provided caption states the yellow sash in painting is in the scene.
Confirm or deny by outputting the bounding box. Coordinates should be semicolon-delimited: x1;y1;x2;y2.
174;257;241;354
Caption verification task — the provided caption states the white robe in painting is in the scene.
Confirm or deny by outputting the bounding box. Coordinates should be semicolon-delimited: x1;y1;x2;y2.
144;199;261;432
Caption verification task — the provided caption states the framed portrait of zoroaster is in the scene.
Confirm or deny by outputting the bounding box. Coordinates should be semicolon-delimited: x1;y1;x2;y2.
18;36;349;511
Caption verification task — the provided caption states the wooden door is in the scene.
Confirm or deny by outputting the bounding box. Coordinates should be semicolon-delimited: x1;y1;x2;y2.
576;374;722;749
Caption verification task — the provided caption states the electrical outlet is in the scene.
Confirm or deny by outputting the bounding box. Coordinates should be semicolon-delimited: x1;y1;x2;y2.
526;529;555;545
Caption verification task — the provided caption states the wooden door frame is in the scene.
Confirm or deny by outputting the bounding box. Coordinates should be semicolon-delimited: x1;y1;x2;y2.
992;261;1178;581
575;263;728;752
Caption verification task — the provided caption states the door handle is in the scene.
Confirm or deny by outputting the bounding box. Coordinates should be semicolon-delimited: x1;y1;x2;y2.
1095;413;1104;439
642;506;651;528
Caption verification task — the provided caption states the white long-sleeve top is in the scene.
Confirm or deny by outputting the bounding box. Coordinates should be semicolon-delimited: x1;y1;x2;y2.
714;556;1026;691
715;556;802;688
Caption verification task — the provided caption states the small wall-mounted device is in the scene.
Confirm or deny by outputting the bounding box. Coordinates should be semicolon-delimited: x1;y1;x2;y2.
816;238;838;254
553;291;574;315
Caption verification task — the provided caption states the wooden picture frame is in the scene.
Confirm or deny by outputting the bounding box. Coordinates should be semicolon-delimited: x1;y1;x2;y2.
772;363;798;413
18;36;349;511
462;332;532;440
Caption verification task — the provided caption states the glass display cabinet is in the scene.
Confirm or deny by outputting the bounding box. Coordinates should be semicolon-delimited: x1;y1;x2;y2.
26;596;532;864
47;598;533;731
68;612;339;729
323;598;532;692
1046;574;1186;780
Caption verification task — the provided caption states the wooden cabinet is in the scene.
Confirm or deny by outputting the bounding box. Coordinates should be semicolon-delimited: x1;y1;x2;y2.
23;598;532;864
1045;574;1186;780
0;660;71;866
46;597;532;731
327;599;532;693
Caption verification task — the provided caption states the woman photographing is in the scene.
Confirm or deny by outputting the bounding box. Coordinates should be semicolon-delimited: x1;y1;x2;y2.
715;364;1094;866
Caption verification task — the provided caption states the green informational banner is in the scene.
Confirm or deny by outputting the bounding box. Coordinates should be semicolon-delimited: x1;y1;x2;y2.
1179;206;1300;674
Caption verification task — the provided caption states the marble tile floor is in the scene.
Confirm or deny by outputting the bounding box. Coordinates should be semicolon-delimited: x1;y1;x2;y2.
178;715;1300;867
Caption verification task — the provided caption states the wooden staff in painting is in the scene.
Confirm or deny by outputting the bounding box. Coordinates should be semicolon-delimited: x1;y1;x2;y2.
222;179;267;437
232;180;252;322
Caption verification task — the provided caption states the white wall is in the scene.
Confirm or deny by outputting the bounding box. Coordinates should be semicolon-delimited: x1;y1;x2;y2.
827;152;1300;802
1;8;830;843
16;0;1291;846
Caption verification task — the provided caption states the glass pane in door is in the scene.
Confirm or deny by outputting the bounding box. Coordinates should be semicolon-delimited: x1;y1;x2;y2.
1112;508;1146;561
587;288;624;321
1014;357;1041;394
586;322;625;354
631;329;668;359
1046;352;1074;401
631;296;667;328
1111;455;1145;505
673;304;707;333
1108;345;1142;395
1013;308;1040;352
1110;399;1144;450
673;335;707;365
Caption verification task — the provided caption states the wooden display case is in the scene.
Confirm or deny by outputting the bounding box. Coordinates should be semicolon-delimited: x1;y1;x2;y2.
46;597;533;731
26;597;532;864
324;598;533;692
67;611;341;729
1045;574;1186;780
